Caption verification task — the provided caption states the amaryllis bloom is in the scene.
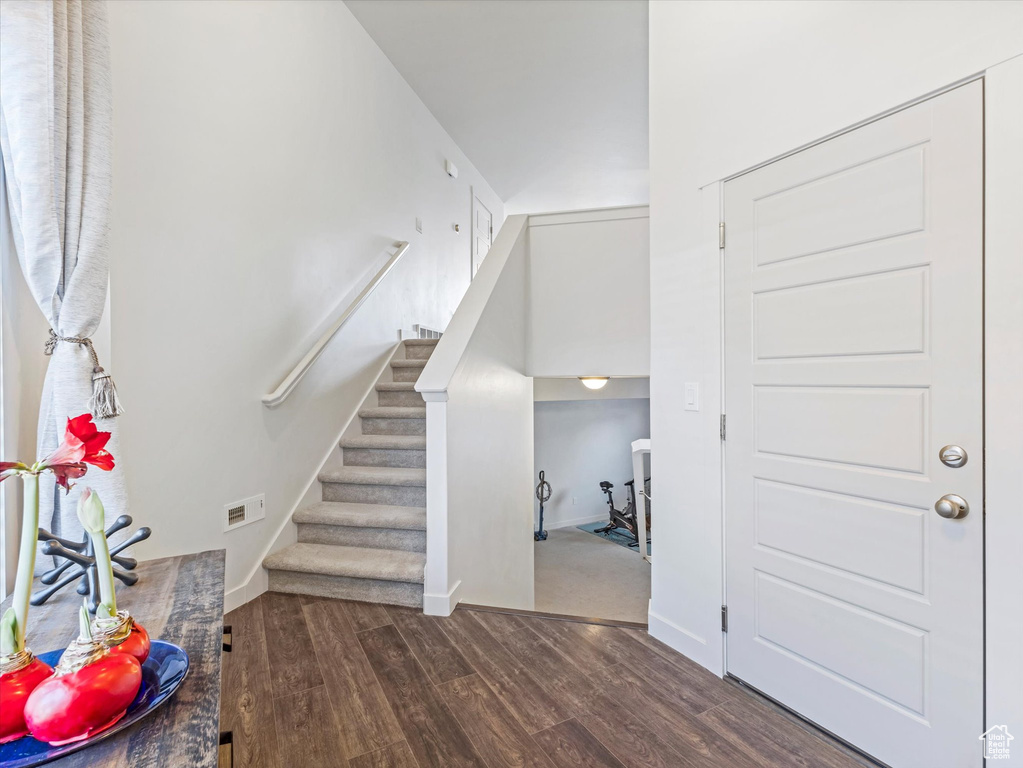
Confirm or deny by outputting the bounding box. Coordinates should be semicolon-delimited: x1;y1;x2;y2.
38;414;115;493
1;414;113;493
45;414;115;470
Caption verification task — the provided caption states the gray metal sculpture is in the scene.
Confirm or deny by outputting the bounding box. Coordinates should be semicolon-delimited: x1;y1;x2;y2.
32;515;152;613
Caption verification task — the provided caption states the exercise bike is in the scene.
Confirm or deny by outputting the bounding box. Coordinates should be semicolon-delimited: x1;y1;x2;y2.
594;478;651;547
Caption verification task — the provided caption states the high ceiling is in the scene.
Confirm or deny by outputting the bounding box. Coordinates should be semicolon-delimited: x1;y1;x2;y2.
345;0;648;214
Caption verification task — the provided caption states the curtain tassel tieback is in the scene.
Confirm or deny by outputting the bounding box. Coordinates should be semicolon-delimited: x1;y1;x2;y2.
45;330;125;419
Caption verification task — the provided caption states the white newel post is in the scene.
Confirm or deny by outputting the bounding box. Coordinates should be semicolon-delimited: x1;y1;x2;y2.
421;394;457;615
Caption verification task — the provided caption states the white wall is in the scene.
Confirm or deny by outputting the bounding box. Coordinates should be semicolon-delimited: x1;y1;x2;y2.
104;0;503;595
533;396;650;530
648;0;1023;736
420;217;534;614
528;207;649;377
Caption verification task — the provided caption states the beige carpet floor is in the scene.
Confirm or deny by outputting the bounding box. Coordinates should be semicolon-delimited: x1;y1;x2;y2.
534;525;650;624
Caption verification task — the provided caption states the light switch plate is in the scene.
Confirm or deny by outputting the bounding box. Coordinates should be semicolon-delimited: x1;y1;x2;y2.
684;383;700;411
415;217;423;233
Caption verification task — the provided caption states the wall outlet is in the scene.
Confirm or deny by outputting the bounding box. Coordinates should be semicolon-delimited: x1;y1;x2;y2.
573;497;577;506
223;493;265;532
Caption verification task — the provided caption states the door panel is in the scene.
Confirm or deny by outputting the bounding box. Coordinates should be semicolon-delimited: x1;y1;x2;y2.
754;143;926;266
754;266;928;359
724;82;983;768
754;479;927;594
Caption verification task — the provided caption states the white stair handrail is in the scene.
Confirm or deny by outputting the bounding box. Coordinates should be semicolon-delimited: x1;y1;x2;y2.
262;241;410;408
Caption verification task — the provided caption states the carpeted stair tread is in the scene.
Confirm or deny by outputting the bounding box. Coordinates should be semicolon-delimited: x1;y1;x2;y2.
263;543;425;583
390;359;428;368
340;434;426;450
358;407;426;419
318;466;426;487
403;339;440;346
376;382;418;392
294;501;426;530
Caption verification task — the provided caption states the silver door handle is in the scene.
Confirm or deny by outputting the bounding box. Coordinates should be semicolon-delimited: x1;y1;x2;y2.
935;494;969;519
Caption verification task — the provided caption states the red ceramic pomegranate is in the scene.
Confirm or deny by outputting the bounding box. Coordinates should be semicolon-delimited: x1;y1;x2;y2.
24;647;141;746
0;654;53;744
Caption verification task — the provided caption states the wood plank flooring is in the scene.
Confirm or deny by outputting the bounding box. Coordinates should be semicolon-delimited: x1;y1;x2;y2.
221;593;872;768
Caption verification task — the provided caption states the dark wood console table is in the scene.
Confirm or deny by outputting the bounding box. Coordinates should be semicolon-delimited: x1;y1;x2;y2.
1;550;225;767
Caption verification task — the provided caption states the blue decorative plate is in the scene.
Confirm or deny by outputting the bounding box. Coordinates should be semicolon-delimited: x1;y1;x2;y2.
0;640;189;768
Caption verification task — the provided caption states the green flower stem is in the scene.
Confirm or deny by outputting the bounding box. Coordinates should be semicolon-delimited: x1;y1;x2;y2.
11;473;40;653
88;526;117;616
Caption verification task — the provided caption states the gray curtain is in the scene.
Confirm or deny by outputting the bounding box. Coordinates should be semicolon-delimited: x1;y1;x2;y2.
0;0;126;546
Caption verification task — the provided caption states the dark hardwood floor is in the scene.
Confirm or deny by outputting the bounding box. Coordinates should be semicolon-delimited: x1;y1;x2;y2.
220;593;871;768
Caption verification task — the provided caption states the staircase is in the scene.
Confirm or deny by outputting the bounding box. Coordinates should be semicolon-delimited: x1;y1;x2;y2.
262;338;438;607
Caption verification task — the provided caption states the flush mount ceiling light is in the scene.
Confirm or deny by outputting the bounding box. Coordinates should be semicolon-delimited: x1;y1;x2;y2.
579;377;610;390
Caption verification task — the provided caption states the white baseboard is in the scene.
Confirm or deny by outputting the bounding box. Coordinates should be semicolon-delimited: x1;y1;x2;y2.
423;579;462;617
221;344;401;612
544;513;607;530
647;606;723;677
224;568;269;614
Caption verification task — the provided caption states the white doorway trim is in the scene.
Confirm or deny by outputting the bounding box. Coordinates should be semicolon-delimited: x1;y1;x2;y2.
982;54;1023;753
673;58;1023;755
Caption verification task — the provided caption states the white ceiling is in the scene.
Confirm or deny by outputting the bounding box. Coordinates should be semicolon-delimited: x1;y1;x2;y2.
345;0;648;214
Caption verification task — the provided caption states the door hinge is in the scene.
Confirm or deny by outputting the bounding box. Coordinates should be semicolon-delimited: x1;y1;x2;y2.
719;222;725;249
720;414;727;441
721;605;728;632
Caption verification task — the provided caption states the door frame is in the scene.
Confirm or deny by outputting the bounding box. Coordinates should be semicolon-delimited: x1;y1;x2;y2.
690;62;1023;751
471;190;492;279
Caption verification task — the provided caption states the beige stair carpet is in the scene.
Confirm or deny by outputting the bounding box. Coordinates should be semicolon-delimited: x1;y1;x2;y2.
262;339;438;608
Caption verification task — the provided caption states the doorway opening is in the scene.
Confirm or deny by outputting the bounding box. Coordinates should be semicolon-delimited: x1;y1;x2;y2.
531;376;650;624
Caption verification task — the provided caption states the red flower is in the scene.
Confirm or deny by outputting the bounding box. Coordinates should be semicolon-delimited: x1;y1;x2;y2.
38;415;115;493
64;414;115;471
0;415;113;493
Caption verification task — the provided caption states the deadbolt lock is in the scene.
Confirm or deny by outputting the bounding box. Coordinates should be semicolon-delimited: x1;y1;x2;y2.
939;445;968;468
935;494;969;520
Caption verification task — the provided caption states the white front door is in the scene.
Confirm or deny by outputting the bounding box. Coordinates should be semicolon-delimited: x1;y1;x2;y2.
724;82;983;768
472;195;492;277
